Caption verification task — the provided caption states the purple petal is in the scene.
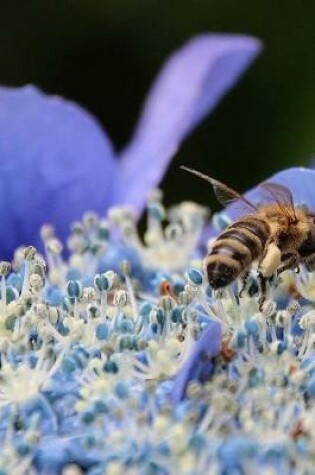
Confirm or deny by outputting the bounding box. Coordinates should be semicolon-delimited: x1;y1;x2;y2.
172;320;222;403
227;167;315;219
0;85;117;257
116;34;262;214
203;167;315;241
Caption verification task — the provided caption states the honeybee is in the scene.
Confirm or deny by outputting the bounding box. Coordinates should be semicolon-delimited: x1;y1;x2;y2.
181;166;315;305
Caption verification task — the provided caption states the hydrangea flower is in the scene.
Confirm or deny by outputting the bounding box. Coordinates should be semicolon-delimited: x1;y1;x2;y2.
0;34;261;258
0;194;313;474
1;31;313;475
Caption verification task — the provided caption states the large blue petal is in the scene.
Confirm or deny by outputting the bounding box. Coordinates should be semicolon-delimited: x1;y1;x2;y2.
172;320;222;403
203;167;315;240
0;85;116;257
116;34;262;214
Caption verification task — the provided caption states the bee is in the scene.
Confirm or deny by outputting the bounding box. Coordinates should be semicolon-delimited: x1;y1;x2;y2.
181;166;315;305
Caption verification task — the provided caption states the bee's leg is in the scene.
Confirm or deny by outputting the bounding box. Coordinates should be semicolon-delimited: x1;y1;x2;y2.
257;273;267;311
302;254;315;272
277;252;299;275
239;271;250;297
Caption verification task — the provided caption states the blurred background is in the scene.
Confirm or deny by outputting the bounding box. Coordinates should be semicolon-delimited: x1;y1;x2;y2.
1;0;315;212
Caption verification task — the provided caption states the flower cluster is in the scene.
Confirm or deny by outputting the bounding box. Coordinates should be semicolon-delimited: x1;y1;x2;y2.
0;196;313;475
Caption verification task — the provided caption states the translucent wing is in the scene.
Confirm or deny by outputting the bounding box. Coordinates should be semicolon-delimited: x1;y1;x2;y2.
180;166;258;213
260;182;297;222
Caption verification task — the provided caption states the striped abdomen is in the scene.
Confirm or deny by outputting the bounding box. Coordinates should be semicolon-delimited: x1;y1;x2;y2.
205;217;270;289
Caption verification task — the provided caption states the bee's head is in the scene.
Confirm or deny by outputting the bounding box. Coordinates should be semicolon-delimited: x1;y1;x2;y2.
297;212;315;258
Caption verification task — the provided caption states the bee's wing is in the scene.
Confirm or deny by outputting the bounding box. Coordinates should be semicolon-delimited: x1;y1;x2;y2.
180;166;258;213
260;182;297;222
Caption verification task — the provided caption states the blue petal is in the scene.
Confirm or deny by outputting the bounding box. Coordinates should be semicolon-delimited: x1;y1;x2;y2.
228;167;315;219
172;320;222;402
34;437;102;473
116;34;262;214
203;167;315;240
0;85;117;257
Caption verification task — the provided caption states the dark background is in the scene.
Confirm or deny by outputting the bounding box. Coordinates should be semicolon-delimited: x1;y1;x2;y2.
1;0;315;212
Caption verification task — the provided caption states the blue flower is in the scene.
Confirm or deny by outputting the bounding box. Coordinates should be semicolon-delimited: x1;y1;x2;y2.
0;34;261;257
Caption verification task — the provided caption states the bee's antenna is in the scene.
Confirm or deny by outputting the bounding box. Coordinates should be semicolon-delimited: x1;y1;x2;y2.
180;166;213;184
